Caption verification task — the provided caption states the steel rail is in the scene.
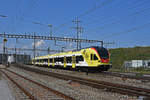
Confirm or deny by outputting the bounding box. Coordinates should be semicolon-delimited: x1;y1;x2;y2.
2;69;75;100
101;71;150;81
0;70;37;100
14;64;150;98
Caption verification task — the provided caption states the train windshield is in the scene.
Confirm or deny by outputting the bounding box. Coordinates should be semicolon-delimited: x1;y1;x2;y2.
95;47;109;59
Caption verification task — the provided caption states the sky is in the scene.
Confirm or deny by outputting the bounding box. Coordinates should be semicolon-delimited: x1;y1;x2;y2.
0;0;150;56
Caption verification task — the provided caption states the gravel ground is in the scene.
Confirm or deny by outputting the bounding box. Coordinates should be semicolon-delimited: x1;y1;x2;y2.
9;66;138;100
3;69;65;100
1;70;30;100
0;74;15;100
26;65;150;90
0;72;2;80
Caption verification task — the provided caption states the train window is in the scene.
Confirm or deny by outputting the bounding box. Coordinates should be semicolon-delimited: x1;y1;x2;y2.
61;57;64;63
91;54;93;60
76;57;79;63
91;54;98;60
33;59;35;62
37;59;39;62
54;58;58;62
66;57;72;63
76;55;84;63
54;57;63;63
43;59;48;62
56;58;58;62
96;47;109;59
54;58;56;62
79;55;84;61
50;59;52;63
94;54;98;60
58;57;63;62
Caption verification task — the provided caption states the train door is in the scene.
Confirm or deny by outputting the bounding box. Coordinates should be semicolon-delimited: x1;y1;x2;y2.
32;59;34;65
90;54;98;66
64;57;66;68
48;58;50;66
72;56;76;68
52;58;55;67
39;59;41;65
41;59;44;66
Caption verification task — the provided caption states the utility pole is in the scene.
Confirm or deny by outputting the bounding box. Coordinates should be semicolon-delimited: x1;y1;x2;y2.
14;38;18;63
3;33;7;55
3;32;7;64
33;33;36;59
15;47;16;63
48;24;52;37
79;26;84;49
47;47;50;54
72;18;83;50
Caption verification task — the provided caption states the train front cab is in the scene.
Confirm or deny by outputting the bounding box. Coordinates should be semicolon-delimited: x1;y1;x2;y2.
82;47;111;71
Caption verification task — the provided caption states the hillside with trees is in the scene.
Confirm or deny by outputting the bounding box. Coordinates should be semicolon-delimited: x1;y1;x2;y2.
109;46;150;69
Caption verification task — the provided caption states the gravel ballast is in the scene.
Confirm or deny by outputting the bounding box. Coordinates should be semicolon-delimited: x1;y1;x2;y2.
8;65;138;100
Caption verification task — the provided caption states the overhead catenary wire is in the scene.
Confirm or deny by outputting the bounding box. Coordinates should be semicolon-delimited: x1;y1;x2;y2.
84;0;147;26
86;4;150;33
101;22;150;40
53;0;115;33
58;0;142;31
128;0;150;10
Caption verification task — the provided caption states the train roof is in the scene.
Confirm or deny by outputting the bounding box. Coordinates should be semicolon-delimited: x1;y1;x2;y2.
33;46;105;59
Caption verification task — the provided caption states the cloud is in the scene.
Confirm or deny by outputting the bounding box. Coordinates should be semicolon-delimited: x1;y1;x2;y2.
32;40;45;48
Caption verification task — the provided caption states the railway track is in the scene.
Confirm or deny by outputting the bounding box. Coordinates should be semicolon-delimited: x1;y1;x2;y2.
101;71;150;82
27;64;150;82
0;69;75;100
13;64;150;99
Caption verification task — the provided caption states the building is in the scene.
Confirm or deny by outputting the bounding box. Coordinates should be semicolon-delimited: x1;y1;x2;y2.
0;53;31;64
132;60;143;68
124;60;150;68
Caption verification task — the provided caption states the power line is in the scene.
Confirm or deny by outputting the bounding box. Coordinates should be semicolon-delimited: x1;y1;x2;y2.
86;5;150;33
102;22;150;40
128;0;150;10
78;0;114;18
54;0;115;33
131;7;150;16
82;0;131;26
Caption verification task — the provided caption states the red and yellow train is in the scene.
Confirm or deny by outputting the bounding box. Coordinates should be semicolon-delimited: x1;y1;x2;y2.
32;46;112;71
